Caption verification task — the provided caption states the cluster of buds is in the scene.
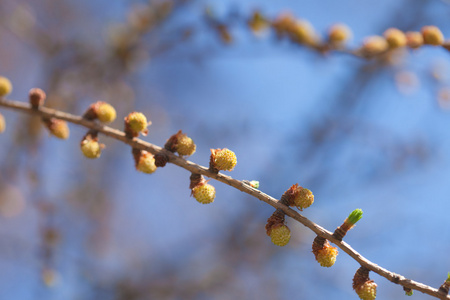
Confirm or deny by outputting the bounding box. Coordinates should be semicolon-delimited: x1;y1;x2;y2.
280;183;314;211
265;210;291;246
209;148;237;173
190;173;216;204
124;111;151;138
312;236;338;267
353;266;377;300
80;130;104;159
332;209;363;241
132;148;157;174
164;130;196;156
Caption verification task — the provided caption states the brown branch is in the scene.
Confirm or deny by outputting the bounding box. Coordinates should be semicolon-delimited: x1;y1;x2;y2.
0;97;448;299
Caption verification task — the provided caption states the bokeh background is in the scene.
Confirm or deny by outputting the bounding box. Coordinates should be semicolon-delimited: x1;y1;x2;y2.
1;0;450;299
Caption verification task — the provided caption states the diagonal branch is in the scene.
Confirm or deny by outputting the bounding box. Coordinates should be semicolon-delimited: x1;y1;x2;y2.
0;97;448;299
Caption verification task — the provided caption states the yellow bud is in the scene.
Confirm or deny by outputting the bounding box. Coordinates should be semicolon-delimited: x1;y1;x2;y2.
293;188;314;210
0;76;12;97
136;151;157;174
421;25;444;46
269;224;291;246
192;183;215;204
328;23;352;44
361;36;388;56
125;112;149;137
355;281;377;300
211;148;237;171
97;102;116;123
80;138;102;159
383;28;407;48
44;118;69;139
176;134;196;156
316;244;338;267
291;19;317;46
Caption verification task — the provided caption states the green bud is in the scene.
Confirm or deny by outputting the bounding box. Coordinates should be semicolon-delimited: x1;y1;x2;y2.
347;209;363;225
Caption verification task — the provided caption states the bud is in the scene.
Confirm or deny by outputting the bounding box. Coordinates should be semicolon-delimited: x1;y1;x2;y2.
438;272;450;295
421;25;444;46
332;209;363;241
353;267;377;300
243;180;260;189
281;184;314;211
248;11;269;34
0;113;5;133
83;101;117;123
192;182;216;204
290;19;318;46
29;88;46;109
403;287;413;296
312;236;338;267
164;130;196;156
124;112;150;138
133;149;157;174
265;210;290;246
361;36;388;56
0;76;12;97
406;31;424;49
210;148;237;172
80;131;103;159
43;118;69;139
269;224;291;246
328;23;352;45
272;13;296;38
383;28;407;48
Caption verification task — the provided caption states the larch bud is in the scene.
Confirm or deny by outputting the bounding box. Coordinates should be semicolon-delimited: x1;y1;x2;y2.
43;118;69;139
0;76;12;97
96;102;116;123
312;236;338;267
361;36;388;56
136;150;157;174
383;28;407;48
80;131;103;159
125;112;150;138
281;184;314;211
328;23;352;44
406;31;424;49
29;88;46;109
269;224;291;246
291;19;318;46
332;209;363;241
192;182;216;204
0;113;5;133
164;130;196;156
210;148;237;172
353;267;377;300
421;25;444;46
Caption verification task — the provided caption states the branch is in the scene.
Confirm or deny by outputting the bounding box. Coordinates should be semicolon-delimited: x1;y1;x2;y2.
0;97;448;299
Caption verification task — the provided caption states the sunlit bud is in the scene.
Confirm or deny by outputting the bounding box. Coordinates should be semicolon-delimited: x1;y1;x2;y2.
361;36;388;56
312;236;338;267
353;267;377;300
124;112;150;138
210;148;237;172
192;182;216;204
332;209;363;241
328;23;352;44
291;19;318;46
43;118;69;139
83;101;116;123
383;28;407;48
404;287;413;296
0;76;12;97
133;149;157;174
80;131;103;159
421;26;444;46
406;31;424;49
281;184;314;211
248;11;269;34
269;224;291;246
29;88;46;109
164;130;196;156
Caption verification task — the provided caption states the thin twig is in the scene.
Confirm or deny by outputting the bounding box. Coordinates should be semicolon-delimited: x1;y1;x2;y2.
0;97;448;299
